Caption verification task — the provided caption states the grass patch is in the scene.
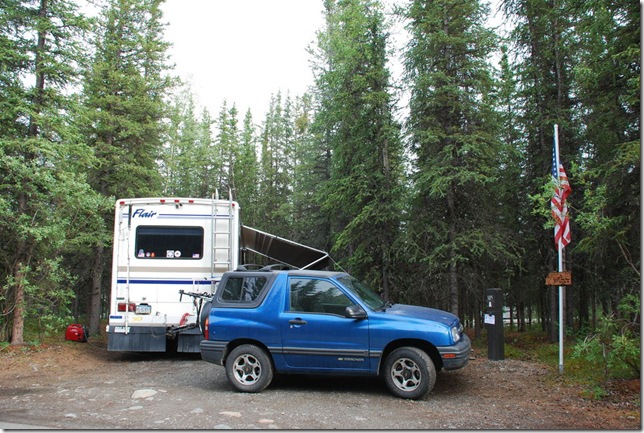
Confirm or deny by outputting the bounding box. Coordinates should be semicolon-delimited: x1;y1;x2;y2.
473;328;638;402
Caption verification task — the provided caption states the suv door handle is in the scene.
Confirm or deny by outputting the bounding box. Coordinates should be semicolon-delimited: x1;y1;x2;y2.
289;318;307;326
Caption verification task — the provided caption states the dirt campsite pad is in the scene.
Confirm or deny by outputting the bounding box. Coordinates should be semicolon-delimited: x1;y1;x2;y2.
0;342;639;429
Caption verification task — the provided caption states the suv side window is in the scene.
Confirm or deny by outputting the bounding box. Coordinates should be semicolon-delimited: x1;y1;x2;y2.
221;276;268;303
289;278;353;315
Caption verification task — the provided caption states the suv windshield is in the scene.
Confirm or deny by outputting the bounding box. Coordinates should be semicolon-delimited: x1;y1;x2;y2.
336;275;385;311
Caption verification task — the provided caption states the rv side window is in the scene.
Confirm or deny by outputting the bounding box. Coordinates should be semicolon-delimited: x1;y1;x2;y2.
220;276;268;303
135;226;204;259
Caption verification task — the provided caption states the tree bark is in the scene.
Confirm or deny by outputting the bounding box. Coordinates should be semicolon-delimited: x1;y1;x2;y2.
10;265;26;345
447;187;459;317
88;244;105;336
11;0;49;345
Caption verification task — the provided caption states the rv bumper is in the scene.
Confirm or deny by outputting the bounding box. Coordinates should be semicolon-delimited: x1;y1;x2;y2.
107;326;167;352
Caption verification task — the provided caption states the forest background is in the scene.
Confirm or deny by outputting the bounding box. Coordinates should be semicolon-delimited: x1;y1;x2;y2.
0;0;639;373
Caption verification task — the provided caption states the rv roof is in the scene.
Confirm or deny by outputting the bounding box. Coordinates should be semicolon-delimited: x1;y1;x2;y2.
116;197;238;206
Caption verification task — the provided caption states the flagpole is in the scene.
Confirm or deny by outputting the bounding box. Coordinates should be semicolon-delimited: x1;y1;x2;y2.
554;124;564;374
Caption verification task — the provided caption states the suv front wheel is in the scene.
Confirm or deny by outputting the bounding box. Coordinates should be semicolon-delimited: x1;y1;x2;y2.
225;344;274;393
383;346;436;399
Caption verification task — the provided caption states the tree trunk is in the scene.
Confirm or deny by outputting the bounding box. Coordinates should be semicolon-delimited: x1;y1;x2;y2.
447;188;459;317
11;0;49;346
88;244;105;336
518;301;526;332
474;296;481;339
10;265;26;345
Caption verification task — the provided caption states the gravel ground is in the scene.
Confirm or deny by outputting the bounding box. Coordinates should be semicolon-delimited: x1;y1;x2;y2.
0;342;639;429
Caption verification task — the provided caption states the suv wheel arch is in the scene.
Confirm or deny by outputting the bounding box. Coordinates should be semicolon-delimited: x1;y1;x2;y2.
379;339;443;374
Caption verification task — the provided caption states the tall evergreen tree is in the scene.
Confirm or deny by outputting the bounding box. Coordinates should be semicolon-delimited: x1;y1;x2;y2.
0;0;29;136
213;101;240;198
195;106;217;197
311;0;404;296
502;0;585;338
162;86;201;196
81;0;174;334
292;93;331;251
0;0;103;343
401;0;516;317
569;0;640;322
257;92;296;236
235;109;260;227
494;44;530;331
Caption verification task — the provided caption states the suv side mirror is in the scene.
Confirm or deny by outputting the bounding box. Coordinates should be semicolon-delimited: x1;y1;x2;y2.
345;305;367;320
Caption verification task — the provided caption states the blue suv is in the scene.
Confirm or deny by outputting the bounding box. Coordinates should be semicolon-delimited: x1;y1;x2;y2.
200;269;471;399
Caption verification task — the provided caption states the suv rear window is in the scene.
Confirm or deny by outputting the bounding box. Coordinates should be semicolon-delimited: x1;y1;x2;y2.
220;276;268;303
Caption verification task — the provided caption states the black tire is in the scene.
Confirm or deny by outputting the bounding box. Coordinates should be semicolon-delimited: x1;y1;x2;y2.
383;347;436;400
225;344;274;393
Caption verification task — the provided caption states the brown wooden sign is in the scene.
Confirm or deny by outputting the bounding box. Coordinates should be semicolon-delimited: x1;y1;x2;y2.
546;271;572;286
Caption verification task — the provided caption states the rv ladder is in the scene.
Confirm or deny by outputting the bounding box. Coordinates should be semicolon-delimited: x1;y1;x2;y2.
211;196;234;278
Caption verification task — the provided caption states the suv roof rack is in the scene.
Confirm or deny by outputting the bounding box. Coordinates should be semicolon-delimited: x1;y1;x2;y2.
259;264;296;271
234;263;297;272
235;264;263;271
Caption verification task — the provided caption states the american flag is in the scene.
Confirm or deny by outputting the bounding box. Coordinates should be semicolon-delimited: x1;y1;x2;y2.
551;143;571;249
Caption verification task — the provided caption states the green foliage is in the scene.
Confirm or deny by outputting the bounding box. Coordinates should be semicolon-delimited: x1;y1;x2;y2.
28;313;76;342
235;109;260;227
574;141;640;282
0;0;639;352
78;0;176;334
572;295;640;380
82;0;174;199
476;329;637;401
0;0;102;344
311;0;404;297
398;0;521;316
579;385;608;401
0;133;104;340
256;92;298;237
162;86;219;197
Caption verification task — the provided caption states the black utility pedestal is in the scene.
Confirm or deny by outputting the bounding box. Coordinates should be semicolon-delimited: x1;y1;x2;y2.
485;288;504;360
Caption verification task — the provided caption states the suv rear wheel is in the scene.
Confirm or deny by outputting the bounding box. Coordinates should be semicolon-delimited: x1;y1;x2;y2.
225;344;274;393
383;346;436;399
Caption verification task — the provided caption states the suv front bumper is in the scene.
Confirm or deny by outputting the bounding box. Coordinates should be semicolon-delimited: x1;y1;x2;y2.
437;334;472;370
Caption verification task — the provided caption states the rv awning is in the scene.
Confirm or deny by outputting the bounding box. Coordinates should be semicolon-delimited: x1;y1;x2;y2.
241;225;330;270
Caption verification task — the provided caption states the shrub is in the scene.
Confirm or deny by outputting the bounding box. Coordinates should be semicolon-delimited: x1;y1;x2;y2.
572;294;640;379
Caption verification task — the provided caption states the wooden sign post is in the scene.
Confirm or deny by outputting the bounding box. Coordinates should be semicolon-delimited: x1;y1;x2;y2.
545;271;572;286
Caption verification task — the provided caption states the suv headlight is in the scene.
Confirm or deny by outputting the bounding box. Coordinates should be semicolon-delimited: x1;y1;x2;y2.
451;324;463;343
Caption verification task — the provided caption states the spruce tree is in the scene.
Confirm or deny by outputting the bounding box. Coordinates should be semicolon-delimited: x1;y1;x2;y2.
0;0;102;343
81;0;174;334
292;93;331;251
502;0;584;338
234;109;259;226
213;101;240;198
569;0;640;321
257;92;296;237
311;0;404;296
162;86;199;196
401;0;513;317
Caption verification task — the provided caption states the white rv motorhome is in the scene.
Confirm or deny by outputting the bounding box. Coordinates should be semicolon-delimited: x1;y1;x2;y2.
107;197;330;353
107;197;240;352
